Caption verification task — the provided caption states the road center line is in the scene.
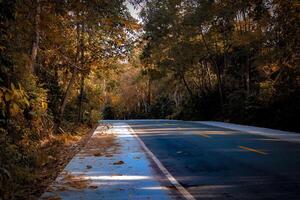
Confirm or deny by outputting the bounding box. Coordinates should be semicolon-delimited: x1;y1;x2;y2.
127;124;196;200
198;133;211;138
238;145;268;155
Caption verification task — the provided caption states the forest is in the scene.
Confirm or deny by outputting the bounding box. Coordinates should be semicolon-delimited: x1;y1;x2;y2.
105;0;299;131
0;0;299;199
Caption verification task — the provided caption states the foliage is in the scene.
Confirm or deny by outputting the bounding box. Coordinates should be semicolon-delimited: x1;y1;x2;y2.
106;0;300;133
0;0;139;198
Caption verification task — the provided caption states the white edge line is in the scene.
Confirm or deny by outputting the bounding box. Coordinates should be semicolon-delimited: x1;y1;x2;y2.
126;123;196;200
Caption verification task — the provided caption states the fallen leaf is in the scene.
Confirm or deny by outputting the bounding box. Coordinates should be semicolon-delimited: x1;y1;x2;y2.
88;185;98;189
93;152;103;157
113;160;125;165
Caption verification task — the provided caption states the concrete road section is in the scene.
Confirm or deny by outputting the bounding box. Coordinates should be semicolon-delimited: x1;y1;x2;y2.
40;122;178;200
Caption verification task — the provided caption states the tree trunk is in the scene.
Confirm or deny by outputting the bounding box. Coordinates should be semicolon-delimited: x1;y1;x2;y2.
245;57;251;96
28;0;41;73
181;72;193;98
147;76;151;113
216;66;224;106
200;29;224;106
102;79;108;112
58;22;81;125
59;68;77;122
77;22;85;123
77;74;85;122
204;61;213;89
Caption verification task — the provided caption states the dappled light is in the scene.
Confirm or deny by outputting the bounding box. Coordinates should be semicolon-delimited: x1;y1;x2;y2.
77;175;152;181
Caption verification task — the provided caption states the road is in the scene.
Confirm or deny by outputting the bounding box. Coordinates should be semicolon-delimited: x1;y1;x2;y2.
125;120;300;200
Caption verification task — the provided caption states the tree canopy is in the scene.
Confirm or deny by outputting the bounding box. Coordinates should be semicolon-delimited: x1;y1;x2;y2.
103;0;299;132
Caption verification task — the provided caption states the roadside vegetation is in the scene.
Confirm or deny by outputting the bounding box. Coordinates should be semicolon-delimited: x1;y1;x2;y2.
103;0;300;132
0;0;138;199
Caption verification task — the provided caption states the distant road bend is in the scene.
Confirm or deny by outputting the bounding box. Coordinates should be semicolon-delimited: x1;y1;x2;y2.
115;120;300;200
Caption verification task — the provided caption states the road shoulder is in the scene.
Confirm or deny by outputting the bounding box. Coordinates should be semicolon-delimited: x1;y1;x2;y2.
40;122;175;200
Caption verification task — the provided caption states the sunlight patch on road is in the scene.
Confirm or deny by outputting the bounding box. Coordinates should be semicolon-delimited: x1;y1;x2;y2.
140;186;168;190
201;131;237;135
163;123;174;126
83;175;152;181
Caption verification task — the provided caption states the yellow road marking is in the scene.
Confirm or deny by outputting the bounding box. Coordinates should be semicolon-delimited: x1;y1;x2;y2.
198;133;211;138
238;146;268;155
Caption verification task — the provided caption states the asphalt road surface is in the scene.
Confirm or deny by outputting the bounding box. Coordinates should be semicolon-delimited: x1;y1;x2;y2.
125;120;300;200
